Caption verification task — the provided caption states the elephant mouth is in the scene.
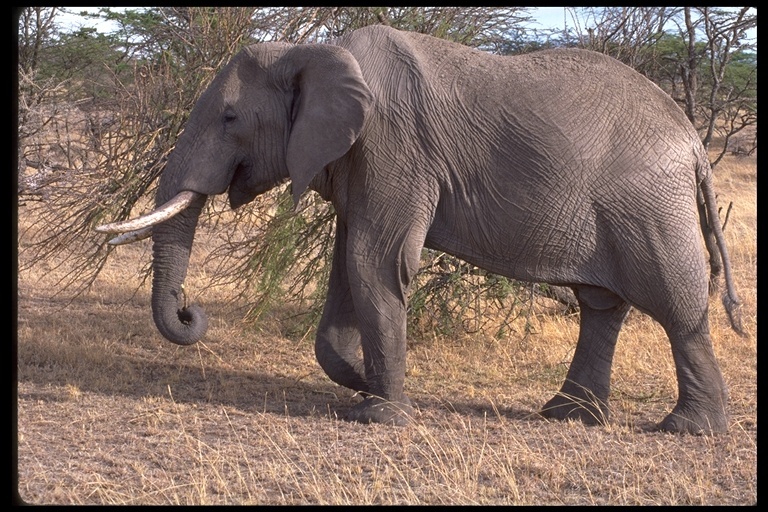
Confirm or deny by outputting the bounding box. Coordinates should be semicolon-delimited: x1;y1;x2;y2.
228;159;282;209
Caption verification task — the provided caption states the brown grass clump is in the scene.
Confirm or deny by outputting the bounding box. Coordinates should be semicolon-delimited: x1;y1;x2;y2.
16;153;756;505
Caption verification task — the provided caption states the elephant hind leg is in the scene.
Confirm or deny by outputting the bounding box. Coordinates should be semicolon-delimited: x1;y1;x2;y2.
631;269;728;434
541;285;630;425
657;323;729;434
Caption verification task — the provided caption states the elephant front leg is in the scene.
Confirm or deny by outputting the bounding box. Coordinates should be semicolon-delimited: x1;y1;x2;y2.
344;274;414;426
342;223;425;426
542;286;630;425
315;221;368;393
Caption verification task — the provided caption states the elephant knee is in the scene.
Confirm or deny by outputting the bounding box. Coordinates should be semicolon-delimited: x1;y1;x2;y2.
315;333;367;392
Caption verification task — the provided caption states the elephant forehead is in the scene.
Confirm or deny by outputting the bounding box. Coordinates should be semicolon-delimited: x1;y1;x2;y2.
218;72;275;112
221;74;243;105
243;41;292;61
196;64;243;111
217;67;263;106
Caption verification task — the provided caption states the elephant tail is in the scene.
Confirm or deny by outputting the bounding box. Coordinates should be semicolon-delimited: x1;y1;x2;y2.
696;153;745;336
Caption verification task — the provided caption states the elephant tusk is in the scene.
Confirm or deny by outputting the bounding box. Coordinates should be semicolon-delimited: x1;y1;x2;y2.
107;226;153;245
95;190;203;233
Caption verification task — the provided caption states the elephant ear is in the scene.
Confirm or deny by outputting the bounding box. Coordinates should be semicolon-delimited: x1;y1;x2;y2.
282;44;373;205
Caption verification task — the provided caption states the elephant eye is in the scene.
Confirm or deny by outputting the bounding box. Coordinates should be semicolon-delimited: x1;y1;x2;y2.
223;110;237;123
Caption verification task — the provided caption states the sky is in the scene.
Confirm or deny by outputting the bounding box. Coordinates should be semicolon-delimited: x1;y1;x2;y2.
56;7;755;43
58;7;568;33
527;7;756;43
526;6;569;30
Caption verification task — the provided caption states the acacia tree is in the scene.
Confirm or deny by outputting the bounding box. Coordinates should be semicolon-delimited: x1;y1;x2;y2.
694;7;756;162
18;6;134;283
18;6;66;197
565;6;678;70
18;7;263;290
567;7;756;163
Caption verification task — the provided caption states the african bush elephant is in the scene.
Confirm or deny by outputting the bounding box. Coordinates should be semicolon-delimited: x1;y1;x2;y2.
97;24;742;434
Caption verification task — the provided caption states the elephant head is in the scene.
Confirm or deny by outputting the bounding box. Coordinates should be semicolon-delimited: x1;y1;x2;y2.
97;42;373;345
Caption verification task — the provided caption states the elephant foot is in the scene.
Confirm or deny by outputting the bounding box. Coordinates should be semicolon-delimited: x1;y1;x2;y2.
540;387;609;425
346;395;413;426
657;405;728;435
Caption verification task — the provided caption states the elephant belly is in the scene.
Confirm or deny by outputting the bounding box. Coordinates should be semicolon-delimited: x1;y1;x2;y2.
424;211;587;285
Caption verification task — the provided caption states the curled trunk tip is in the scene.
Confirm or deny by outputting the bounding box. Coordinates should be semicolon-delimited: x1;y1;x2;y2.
153;303;209;346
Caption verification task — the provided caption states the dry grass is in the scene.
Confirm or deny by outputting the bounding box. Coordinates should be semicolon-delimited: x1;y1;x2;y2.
16;153;756;505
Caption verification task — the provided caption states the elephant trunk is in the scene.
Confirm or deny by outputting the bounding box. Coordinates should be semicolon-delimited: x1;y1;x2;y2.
150;193;209;345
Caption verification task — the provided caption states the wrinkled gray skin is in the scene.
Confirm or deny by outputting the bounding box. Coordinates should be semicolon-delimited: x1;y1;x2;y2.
145;25;742;434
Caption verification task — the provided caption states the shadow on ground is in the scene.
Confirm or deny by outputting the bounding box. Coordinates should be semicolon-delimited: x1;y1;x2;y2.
18;287;568;429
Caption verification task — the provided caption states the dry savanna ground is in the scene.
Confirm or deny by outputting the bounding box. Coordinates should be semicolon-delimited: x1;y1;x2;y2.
16;153;756;505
